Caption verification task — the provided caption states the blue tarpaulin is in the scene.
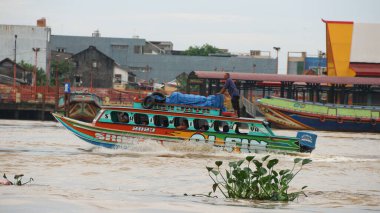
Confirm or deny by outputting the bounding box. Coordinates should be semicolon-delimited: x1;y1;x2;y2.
166;92;226;111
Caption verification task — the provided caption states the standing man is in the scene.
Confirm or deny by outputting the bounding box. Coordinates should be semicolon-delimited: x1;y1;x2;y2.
217;73;240;117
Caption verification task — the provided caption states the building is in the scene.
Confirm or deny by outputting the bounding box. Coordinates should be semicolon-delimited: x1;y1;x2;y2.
0;58;32;85
49;34;277;83
287;52;326;75
113;63;135;90
70;46;115;88
69;46;133;89
323;20;380;77
0;20;278;85
0;18;51;71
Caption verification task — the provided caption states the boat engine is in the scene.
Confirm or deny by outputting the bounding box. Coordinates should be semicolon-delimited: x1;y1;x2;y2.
297;131;317;153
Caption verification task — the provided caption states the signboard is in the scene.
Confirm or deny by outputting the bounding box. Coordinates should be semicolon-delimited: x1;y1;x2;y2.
64;83;71;94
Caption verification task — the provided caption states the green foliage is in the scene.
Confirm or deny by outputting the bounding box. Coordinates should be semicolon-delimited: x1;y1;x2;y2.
3;173;34;186
206;155;312;201
50;60;74;86
183;44;223;56
175;72;188;92
18;60;46;86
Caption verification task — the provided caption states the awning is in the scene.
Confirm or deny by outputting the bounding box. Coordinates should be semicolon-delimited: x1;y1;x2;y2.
350;63;380;77
190;71;380;85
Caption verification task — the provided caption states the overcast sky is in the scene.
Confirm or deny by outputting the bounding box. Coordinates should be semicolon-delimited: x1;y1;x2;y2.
2;0;379;73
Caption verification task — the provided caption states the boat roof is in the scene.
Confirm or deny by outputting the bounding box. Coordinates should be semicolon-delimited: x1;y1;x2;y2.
190;71;380;86
101;105;265;124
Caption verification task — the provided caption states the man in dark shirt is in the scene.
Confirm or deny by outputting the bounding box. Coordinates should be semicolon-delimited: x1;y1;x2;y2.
217;73;240;117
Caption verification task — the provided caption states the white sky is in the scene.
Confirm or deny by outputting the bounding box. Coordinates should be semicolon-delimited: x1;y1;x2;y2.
2;0;379;73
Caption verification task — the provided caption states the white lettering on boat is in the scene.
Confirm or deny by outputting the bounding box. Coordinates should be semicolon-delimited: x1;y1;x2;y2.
224;137;268;151
300;135;313;143
95;133;129;143
131;126;156;133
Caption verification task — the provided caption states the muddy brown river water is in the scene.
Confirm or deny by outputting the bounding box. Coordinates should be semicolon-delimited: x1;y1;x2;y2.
0;120;379;212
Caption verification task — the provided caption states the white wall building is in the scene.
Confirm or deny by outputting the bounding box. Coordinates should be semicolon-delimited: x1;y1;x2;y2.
113;64;130;89
0;20;50;71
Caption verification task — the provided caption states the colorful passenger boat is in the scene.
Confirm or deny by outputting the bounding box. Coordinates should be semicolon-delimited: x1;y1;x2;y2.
257;96;380;132
53;94;317;153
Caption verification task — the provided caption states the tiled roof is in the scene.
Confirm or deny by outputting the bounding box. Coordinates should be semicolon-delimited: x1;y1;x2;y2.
192;71;380;85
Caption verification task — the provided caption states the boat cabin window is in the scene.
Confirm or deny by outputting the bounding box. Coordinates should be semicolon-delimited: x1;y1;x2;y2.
193;119;209;131
134;113;149;125
174;117;189;130
153;115;169;127
233;122;249;134
117;112;129;123
110;111;119;122
213;120;229;133
110;111;129;123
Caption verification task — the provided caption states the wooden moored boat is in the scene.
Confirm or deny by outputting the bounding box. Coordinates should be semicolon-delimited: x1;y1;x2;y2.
58;92;102;122
53;95;317;153
257;96;380;132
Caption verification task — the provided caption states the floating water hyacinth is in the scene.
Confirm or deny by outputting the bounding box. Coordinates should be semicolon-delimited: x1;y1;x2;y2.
206;155;312;201
1;173;34;186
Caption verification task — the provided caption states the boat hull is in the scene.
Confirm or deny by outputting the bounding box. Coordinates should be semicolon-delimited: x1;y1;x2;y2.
257;97;380;133
52;113;302;153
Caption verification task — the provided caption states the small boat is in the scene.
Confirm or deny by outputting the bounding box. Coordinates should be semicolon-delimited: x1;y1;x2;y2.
257;96;380;132
53;93;317;153
58;92;102;122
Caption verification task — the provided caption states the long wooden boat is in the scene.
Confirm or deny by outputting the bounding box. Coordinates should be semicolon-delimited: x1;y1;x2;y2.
58;92;102;122
52;97;317;153
257;96;380;132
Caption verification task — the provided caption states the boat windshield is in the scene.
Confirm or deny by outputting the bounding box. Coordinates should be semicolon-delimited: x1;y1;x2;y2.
233;122;249;134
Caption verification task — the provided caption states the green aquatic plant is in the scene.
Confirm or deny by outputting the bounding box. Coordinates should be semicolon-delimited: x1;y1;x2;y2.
2;173;34;186
206;155;312;201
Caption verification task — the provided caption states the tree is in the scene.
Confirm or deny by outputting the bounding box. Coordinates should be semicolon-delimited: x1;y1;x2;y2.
184;44;223;56
50;60;74;86
18;60;46;86
175;72;188;92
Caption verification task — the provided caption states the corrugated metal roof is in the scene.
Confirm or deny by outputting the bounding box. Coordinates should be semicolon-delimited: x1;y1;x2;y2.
192;71;380;85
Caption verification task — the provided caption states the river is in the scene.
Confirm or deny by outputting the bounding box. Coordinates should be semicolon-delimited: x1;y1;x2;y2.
0;119;379;212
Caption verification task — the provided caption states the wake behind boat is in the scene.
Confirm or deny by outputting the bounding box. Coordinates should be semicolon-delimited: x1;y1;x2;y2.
53;92;317;153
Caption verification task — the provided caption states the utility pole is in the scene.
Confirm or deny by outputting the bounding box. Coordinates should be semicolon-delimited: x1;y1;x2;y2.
32;47;40;99
318;50;325;75
13;35;17;101
273;47;281;74
91;61;97;93
55;61;59;111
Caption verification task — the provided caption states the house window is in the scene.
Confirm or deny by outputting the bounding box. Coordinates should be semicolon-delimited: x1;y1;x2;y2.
74;75;82;87
111;44;128;49
73;61;78;68
134;45;142;54
128;75;136;83
56;48;66;53
92;61;97;68
114;74;122;83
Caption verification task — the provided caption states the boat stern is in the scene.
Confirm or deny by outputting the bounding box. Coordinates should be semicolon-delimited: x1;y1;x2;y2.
297;131;317;153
